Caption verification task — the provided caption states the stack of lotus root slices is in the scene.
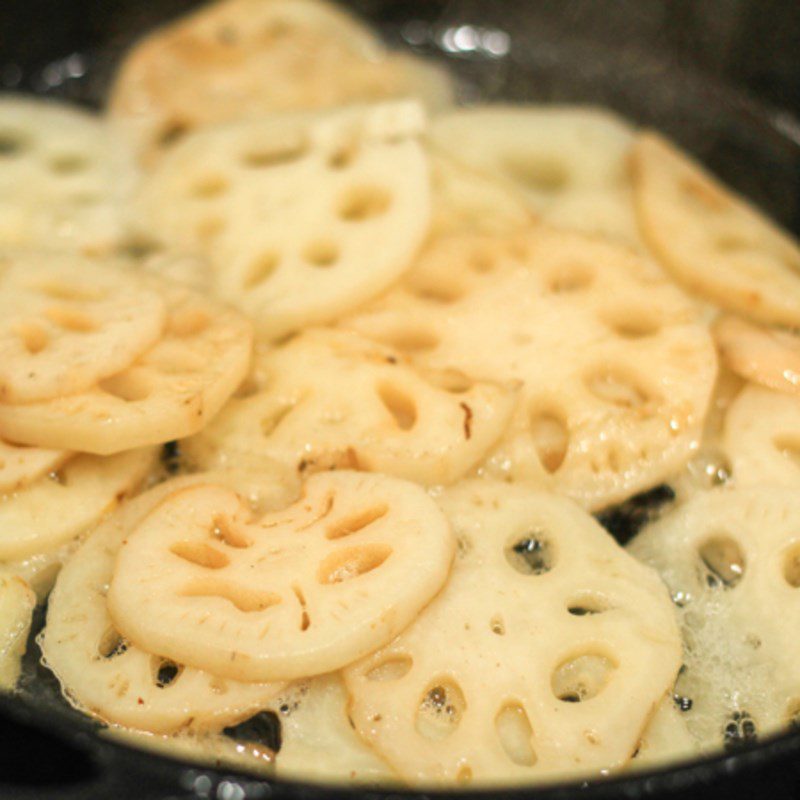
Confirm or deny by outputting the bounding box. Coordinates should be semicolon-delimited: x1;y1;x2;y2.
0;0;799;789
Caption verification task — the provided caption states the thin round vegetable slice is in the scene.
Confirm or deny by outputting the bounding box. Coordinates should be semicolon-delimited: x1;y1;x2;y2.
107;470;454;681
345;481;681;786
184;328;517;486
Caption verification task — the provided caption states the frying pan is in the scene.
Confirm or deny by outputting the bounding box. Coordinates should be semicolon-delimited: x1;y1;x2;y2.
1;1;799;797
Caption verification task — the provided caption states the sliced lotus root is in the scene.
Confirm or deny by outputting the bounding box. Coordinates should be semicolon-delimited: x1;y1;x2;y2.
40;470;299;733
429;152;533;237
0;283;253;454
107;470;454;682
0;571;35;690
135;102;430;339
110;0;452;164
0;439;72;494
345;229;717;510
184;328;517;486
632;132;800;326
0;251;167;403
722;385;800;488
714;314;800;397
0;447;155;561
344;481;681;786
0;97;130;254
628;697;698;771
428;106;639;244
3;537;81;603
629;488;800;751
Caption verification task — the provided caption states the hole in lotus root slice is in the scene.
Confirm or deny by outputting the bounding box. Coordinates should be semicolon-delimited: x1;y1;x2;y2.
783;545;800;589
0;129;29;156
495;702;537;767
151;656;184;689
338;185;392;222
698;536;745;590
189;174;229;199
505;533;554;576
0;284;253;454
366;654;413;682
97;627;128;659
0;254;167;404
415;679;467;741
529;408;569;474
544;261;595;294
377;383;417;431
503;154;570;194
223;710;283;752
375;326;439;353
241;139;308;169
303;239;340;268
566;594;610;617
551;653;617;703
40;472;295;733
106;472;453;682
586;367;652;409
603;307;662;339
244;252;281;289
326;505;388;540
344;482;681;784
317;543;393;585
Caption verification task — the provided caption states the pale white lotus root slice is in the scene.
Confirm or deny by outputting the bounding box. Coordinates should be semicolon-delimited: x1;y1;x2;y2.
0;448;155;561
722;385;800;488
135;102;431;339
265;674;397;783
0;439;72;494
429;152;533;236
627;697;698;771
428;106;640;245
108;675;396;783
0;571;35;690
632;132;800;326
107;470;455;682
714;314;800;397
40;470;299;733
0;97;130;254
0;251;167;403
0;284;254;454
110;0;452;164
629;488;800;751
345;229;717;510
344;481;681;786
184;328;517;486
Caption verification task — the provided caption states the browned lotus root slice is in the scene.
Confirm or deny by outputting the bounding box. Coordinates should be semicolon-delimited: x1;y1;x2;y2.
0;447;155;561
0;571;35;689
723;385;800;488
107;471;454;682
344;481;681;786
0;251;166;403
632;132;800;326
40;471;299;733
0;284;253;454
135;102;430;340
345;229;717;510
629;488;800;751
0;439;72;494
110;0;452;164
184;328;517;486
714;315;800;396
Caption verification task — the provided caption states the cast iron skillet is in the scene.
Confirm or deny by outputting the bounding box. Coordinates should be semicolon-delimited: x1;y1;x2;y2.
1;1;799;797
